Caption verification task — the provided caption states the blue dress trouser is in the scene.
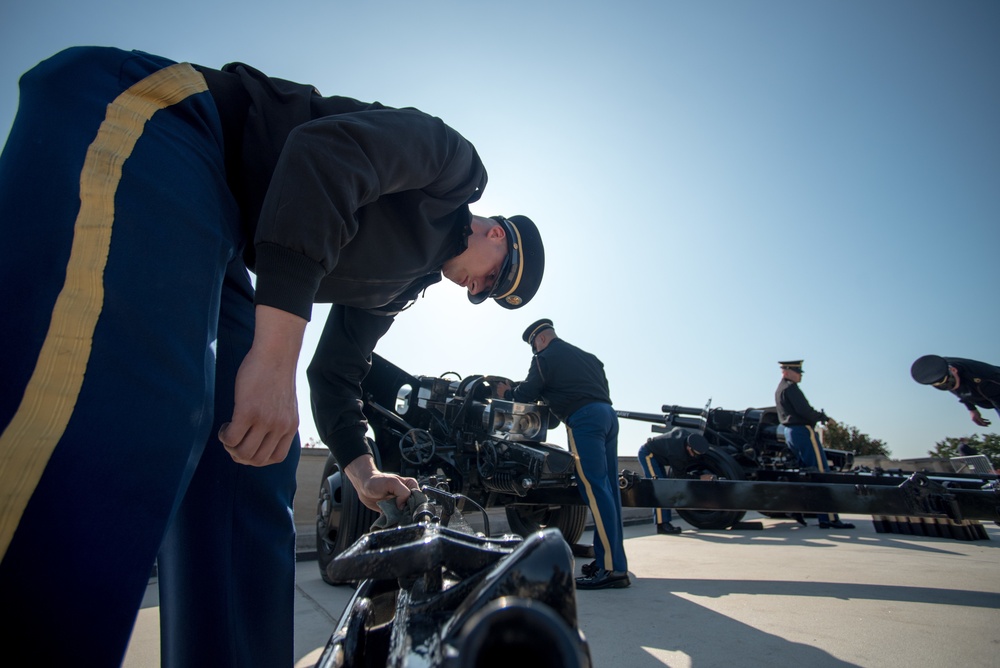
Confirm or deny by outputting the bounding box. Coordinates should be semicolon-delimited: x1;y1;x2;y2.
0;47;298;667
782;424;840;524
637;443;673;525
566;402;628;573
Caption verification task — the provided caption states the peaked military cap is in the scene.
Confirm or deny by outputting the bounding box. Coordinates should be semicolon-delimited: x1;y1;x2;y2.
910;355;951;387
779;360;804;373
467;215;544;309
522;318;554;345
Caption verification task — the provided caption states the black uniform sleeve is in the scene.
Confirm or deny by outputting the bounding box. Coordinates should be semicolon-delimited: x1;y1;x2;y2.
254;109;485;320
644;430;691;470
306;304;396;467
956;395;977;411
786;383;828;424
512;357;546;403
950;359;1000;410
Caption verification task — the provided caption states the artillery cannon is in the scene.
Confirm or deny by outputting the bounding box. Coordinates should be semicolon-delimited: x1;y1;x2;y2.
618;403;999;532
316;354;588;583
618;403;854;529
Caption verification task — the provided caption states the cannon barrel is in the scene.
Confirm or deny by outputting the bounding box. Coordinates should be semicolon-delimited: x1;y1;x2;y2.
651;416;705;433
614;409;668;424
661;404;706;416
616;409;706;434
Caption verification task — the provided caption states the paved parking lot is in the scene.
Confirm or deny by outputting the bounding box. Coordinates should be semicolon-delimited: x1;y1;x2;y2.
124;513;1000;667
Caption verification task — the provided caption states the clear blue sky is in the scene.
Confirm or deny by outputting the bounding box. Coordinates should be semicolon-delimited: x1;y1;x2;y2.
2;1;997;460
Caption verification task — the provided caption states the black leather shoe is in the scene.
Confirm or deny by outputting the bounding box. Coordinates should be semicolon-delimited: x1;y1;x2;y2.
656;522;682;535
819;520;855;529
580;560;598;577
576;569;631;590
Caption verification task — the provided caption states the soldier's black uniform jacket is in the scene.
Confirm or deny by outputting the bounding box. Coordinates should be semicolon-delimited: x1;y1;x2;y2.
775;379;828;427
644;428;699;471
943;357;1000;412
511;339;612;421
196;62;487;466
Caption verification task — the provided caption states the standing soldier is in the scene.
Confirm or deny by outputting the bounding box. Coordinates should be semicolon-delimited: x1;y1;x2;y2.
497;319;630;589
775;360;854;530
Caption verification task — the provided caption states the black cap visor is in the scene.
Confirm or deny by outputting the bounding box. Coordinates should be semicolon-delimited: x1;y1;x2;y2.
932;374;957;391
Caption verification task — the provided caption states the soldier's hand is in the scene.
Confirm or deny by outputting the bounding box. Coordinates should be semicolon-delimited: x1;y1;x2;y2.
221;346;299;466
344;455;418;512
971;411;991;427
220;306;306;466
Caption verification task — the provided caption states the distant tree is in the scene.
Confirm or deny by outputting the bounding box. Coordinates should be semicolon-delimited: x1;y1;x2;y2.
928;434;999;467
821;421;891;456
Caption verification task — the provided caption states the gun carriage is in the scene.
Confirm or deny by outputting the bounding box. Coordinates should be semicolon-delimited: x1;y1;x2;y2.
616;403;999;533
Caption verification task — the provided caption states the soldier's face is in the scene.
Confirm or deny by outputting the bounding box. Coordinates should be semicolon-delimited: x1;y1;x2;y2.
442;222;507;298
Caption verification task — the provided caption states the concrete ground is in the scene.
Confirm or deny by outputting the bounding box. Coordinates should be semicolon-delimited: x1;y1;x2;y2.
124;513;1000;667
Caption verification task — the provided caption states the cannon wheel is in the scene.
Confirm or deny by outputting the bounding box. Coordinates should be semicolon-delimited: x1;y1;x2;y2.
505;504;588;545
316;453;378;585
674;448;747;530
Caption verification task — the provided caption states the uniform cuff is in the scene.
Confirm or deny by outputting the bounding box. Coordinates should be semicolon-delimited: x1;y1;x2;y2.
253;243;325;321
326;425;374;469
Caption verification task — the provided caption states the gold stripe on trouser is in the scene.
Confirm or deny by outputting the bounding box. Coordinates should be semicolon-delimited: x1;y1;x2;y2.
805;425;836;519
804;425;828;473
641;451;665;524
567;428;614;571
0;63;209;560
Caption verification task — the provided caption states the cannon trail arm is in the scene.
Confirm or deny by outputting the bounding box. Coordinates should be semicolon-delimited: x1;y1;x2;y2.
616;474;1000;523
519;473;999;524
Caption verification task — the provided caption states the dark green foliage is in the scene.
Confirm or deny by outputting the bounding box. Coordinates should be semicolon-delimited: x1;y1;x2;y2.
822;421;891;456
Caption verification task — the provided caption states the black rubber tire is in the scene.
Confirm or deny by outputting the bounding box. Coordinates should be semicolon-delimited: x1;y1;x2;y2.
316;453;379;585
316;453;340;584
674;448;748;530
505;504;588;545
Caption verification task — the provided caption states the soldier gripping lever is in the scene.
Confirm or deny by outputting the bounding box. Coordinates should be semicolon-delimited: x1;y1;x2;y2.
0;46;543;667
